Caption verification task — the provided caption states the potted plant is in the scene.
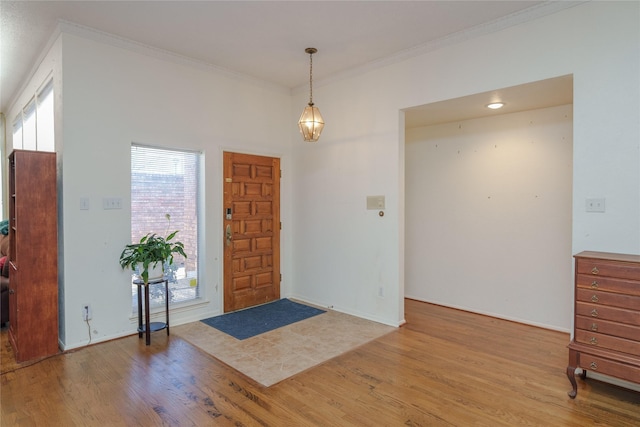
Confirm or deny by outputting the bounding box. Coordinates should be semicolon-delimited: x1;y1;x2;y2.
119;215;187;283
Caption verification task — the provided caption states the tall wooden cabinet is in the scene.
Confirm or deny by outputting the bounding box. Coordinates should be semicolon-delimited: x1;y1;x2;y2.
567;251;640;398
8;149;59;362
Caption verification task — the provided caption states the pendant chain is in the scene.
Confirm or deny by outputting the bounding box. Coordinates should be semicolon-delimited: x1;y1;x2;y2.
308;53;313;105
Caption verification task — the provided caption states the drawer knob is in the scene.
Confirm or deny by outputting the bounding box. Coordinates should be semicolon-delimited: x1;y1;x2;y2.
591;295;599;303
590;337;598;345
590;362;598;370
590;281;598;289
590;323;598;331
590;309;598;318
591;267;599;275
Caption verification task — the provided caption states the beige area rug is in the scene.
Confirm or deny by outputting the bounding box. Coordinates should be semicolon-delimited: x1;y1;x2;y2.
172;306;395;387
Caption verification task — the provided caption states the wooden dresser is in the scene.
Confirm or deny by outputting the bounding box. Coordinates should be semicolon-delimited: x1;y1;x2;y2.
567;251;640;398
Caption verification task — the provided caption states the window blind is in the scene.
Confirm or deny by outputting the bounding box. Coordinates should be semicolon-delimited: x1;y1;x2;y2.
130;144;200;310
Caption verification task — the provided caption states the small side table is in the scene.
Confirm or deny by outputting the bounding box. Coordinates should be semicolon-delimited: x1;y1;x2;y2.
133;277;169;345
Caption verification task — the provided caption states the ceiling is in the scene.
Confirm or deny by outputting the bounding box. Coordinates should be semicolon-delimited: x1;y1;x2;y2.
1;1;576;118
405;74;573;128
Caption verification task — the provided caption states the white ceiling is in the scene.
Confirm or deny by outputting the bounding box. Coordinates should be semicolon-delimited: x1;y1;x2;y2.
1;1;577;117
405;74;573;128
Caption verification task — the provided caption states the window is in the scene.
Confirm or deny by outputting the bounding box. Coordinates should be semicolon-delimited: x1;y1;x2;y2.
36;80;55;152
22;99;37;150
8;78;55;215
12;78;55;152
130;144;200;311
12;117;23;150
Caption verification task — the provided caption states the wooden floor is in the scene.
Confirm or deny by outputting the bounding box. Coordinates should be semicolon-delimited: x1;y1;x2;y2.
1;299;639;426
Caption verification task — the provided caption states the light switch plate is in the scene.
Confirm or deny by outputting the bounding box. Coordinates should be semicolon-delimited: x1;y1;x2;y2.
80;197;90;210
103;197;122;210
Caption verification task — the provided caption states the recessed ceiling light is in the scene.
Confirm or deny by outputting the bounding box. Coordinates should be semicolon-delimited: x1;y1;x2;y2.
486;102;505;109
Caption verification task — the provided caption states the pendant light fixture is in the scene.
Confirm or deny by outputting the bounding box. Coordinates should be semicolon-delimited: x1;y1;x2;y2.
298;47;324;142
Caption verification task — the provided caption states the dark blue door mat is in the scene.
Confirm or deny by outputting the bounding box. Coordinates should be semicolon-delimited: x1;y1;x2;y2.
200;298;326;340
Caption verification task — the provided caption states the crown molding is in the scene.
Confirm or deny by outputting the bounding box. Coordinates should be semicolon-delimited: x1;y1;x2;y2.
56;20;291;96
294;0;587;94
6;23;64;115
7;1;586;111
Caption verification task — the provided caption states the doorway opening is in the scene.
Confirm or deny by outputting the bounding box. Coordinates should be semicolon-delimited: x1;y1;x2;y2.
403;75;574;330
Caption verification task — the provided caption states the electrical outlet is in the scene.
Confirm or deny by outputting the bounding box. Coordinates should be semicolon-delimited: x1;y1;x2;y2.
82;304;92;321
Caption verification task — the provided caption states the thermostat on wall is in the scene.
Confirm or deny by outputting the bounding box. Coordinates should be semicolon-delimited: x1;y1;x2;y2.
367;195;385;210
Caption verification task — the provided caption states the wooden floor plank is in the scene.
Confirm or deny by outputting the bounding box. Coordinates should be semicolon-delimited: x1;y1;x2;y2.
2;299;639;426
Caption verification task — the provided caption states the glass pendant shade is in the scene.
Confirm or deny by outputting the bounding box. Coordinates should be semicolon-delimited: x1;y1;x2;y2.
298;103;324;142
299;47;324;142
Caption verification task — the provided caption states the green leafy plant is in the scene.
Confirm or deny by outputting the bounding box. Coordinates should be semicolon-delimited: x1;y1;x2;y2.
119;215;187;283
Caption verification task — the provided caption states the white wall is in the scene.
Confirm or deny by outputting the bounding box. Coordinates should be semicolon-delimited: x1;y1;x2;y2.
58;33;293;349
405;105;573;330
6;1;639;348
5;30;294;349
290;2;639;327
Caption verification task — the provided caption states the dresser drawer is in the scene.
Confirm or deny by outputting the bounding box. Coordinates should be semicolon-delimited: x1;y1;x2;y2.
578;353;640;383
576;258;640;281
575;329;640;355
576;302;640;326
576;274;640;297
576;288;640;310
576;315;640;341
571;252;640;397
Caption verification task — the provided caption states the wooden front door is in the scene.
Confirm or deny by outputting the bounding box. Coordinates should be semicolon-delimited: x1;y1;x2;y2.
223;152;280;312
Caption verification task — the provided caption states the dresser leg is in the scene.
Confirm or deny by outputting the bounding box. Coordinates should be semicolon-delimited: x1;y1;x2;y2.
566;366;578;398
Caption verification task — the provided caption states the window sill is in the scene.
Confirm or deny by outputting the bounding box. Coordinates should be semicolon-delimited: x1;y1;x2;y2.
129;297;209;323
